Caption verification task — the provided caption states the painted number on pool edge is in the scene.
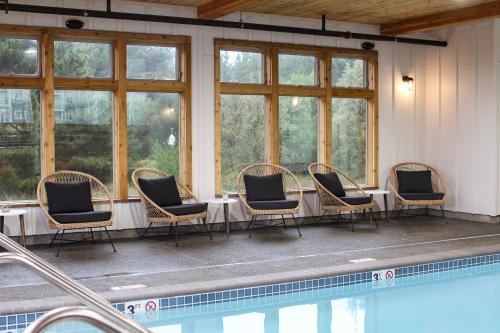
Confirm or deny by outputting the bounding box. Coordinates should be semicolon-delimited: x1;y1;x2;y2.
372;268;395;289
125;299;160;314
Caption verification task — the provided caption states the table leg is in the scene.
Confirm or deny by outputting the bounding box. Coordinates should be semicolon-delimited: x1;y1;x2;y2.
0;216;3;234
223;203;230;238
19;214;27;248
383;194;389;221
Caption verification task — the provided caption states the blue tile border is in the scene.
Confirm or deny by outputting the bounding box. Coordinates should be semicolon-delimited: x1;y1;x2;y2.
3;252;500;331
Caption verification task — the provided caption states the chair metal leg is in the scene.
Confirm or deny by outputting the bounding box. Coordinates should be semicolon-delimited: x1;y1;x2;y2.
89;228;95;244
370;209;379;228
175;222;179;247
200;217;213;240
281;215;288;230
318;210;327;223
49;230;60;248
336;211;342;224
140;223;152;240
350;211;354;232
56;230;64;257
246;216;256;231
248;216;257;238
441;205;448;224
104;227;117;253
426;206;431;219
291;214;302;237
362;209;366;219
396;205;405;218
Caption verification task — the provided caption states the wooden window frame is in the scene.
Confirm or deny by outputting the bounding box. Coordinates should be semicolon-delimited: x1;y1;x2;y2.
0;24;192;202
214;38;378;196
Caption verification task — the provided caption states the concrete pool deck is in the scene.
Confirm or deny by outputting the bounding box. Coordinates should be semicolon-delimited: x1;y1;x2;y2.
2;215;500;314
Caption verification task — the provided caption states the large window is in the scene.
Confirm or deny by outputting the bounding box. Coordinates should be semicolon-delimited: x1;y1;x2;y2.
54;90;113;189
127;92;180;195
0;89;40;200
54;40;112;78
127;44;177;80
279;53;317;86
279;96;318;187
220;50;264;84
0;38;38;76
0;27;191;202
332;98;368;184
221;94;265;191
332;57;366;88
215;39;377;195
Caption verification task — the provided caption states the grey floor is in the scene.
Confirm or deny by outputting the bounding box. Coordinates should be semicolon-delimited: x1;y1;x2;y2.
2;215;500;311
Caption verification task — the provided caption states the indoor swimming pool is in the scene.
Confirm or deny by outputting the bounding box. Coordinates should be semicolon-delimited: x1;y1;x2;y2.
9;255;500;333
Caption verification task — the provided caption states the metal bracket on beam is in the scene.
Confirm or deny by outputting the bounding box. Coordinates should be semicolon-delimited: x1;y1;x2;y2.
106;0;111;13
321;14;326;31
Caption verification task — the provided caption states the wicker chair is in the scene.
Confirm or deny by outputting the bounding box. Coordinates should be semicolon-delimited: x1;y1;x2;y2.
389;162;447;219
308;163;378;231
131;168;212;246
236;163;303;237
37;171;116;257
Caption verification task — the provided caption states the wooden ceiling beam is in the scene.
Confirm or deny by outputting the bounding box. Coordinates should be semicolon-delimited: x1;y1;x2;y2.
380;1;500;35
197;0;265;19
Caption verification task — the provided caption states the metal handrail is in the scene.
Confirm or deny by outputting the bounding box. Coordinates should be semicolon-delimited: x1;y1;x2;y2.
24;306;128;333
0;233;150;333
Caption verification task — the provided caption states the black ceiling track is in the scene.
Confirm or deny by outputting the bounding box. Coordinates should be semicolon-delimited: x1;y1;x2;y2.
0;3;448;47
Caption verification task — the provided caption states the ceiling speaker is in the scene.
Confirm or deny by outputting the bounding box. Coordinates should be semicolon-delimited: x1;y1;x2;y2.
66;19;85;30
362;42;375;50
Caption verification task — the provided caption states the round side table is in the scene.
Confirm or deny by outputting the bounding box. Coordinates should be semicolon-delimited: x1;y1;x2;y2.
0;209;27;247
203;198;238;238
364;189;390;221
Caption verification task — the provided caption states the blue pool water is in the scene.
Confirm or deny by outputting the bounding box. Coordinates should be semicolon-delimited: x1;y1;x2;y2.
10;261;500;333
133;263;500;333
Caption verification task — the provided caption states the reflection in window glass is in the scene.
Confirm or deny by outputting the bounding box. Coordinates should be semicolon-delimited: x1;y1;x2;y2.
279;304;317;333
279;96;318;187
332;98;367;184
127;92;180;196
220;50;263;84
0;38;38;76
279;54;317;86
54;40;112;78
127;44;177;80
0;89;40;200
331;298;366;332
221;94;265;191
332;58;366;88
55;90;113;191
223;312;265;333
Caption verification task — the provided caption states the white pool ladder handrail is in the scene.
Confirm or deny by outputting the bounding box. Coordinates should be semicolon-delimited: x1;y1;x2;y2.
0;233;150;333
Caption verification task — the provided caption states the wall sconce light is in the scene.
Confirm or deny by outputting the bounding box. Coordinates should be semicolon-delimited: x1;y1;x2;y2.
402;75;414;91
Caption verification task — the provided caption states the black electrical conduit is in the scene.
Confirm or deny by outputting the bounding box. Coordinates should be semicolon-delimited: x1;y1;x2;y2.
0;3;448;47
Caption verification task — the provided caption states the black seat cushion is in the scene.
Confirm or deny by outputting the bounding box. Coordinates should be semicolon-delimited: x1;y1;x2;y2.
397;170;433;193
400;193;445;201
244;174;286;201
339;196;372;205
313;172;346;197
247;200;299;210
161;203;206;216
51;211;112;224
45;181;94;214
138;176;182;207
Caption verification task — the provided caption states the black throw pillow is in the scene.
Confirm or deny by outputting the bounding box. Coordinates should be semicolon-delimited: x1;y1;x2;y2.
45;181;94;214
397;170;433;193
138;176;182;207
244;173;286;202
314;172;346;197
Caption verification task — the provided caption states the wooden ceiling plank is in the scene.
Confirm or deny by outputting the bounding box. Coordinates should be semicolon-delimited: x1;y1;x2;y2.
197;0;266;19
380;1;500;35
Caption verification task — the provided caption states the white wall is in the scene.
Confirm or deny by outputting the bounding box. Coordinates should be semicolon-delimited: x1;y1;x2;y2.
2;0;498;238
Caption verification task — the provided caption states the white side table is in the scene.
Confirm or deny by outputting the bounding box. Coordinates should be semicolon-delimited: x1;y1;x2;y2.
364;190;390;220
0;209;27;247
203;198;238;238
